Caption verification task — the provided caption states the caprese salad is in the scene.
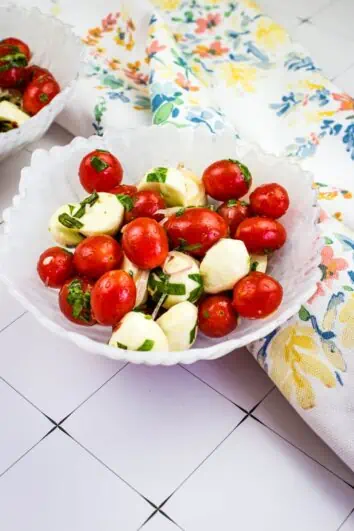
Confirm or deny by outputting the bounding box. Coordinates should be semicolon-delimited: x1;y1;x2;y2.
0;37;60;132
37;149;289;353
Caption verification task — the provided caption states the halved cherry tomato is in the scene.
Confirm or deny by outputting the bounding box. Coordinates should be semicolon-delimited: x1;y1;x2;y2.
26;64;54;82
91;270;136;326
0;44;28;88
23;75;60;115
217;200;251;235
122;217;169;269
232;272;283;319
37;246;74;288
79;149;123;193
202;159;252;201
198;294;238;338
124;190;166;223
235;217;286;254
165;207;228;258
250;183;289;219
59;277;96;326
109;184;137;197
73;235;123;280
1;38;31;61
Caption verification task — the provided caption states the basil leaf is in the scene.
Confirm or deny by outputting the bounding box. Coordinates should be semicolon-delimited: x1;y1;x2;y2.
176;208;185;217
203;310;210;318
116;193;133;211
137;339;155;351
146;167;167;183
189;323;197;344
58;213;83;230
144;314;153;320
68;204;75;215
74;192;99;218
187;273;204;303
250;261;259;272
165;283;186;296
67;279;91;321
227;159;252;185
39;93;49;103
227;199;237;207
0;52;28;71
91;156;109;172
116;341;128;350
176;238;202;252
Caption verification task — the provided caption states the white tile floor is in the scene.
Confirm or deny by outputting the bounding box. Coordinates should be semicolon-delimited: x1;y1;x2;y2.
1;0;354;529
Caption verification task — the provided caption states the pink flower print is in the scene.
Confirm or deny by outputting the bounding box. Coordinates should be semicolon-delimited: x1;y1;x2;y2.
194;40;229;58
146;40;166;59
102;12;119;32
195;13;221;34
308;281;326;304
321;246;348;288
175;72;199;92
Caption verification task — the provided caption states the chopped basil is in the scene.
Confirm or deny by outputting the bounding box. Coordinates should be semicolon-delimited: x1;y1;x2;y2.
67;279;91;321
187;273;204;303
144;314;153;320
73;192;99;218
250;261;259;272
39;93;49;103
189;323;197;344
90;155;109;172
0;52;28;72
149;269;185;298
176;208;185;217
68;204;75;215
227;199;238;207
58;213;83;230
137;339;155;351
0;119;17;132
128;270;134;277
116;341;128;350
116;193;133;211
165;283;186;296
227;159;252;185
176;238;202;252
146;167;167;183
203;310;210;319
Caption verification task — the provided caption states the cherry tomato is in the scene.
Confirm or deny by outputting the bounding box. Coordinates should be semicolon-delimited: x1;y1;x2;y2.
26;64;54;82
235;217;286;254
0;44;28;88
217;200;252;235
37;246;74;288
109;184;137;197
232;272;283;319
202;159;252;201
165;207;228;258
59;277;96;326
198;294;238;338
0;66;27;88
122;217;169;269
79;149;123;193
73;235;123;280
125;190;166;223
91;270;136;326
22;75;60;115
1;38;31;61
250;183;289;219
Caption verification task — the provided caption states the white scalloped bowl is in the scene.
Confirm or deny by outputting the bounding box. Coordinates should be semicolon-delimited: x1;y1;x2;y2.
0;126;322;365
0;3;83;161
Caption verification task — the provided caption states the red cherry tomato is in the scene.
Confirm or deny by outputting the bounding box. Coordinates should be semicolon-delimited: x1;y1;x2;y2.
125;190;166;223
22;75;60;115
198;295;238;338
250;183;289;219
59;277;96;326
79;149;123;193
73;235;123;280
109;184;137;197
26;64;54;82
217;200;252;235
232;272;283;319
0;44;28;88
37;246;74;288
91;270;136;326
202;159;252;201
122;217;169;269
235;217;286;254
165;207;228;258
0;66;27;89
1;38;31;61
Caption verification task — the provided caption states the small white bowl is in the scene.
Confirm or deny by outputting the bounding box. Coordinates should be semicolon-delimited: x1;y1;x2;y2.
0;126;322;365
0;3;83;161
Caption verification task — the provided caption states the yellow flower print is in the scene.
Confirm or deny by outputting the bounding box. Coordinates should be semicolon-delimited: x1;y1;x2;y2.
318;191;338;200
269;325;336;409
219;63;257;92
255;19;287;50
151;0;181;9
244;0;260;9
334;212;343;222
339;294;354;348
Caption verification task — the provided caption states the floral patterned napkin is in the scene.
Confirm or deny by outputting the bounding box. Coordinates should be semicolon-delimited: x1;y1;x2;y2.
15;0;354;469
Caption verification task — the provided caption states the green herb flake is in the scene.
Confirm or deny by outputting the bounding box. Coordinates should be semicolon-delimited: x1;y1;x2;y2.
176;208;185;217
228;159;252;185
90;156;109;172
116;341;128;350
176;238;202;252
165;283;186;296
189;323;197;344
203;310;210;319
128;270;134;277
68;204;75;215
144;314;153;320
250;261;259;272
146;167;168;183
116;193;134;211
137;339;155;351
187;273;204;303
39;93;49;103
73;192;99;219
58;213;83;230
227;199;238;207
66;279;91;321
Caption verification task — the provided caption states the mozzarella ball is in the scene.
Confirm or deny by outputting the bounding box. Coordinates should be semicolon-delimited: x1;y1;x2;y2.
49;204;84;247
109;311;169;352
178;165;207;207
148;251;203;309
138;166;186;207
79;192;124;237
200;238;250;293
157;301;198;351
121;254;149;308
0;101;29;126
250;254;268;273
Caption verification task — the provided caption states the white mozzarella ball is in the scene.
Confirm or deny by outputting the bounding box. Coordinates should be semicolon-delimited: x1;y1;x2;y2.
178;166;206;207
138;166;186;207
0;101;29;126
121;254;149;308
49;204;84;247
109;312;169;352
250;254;268;273
200;239;250;293
79;192;124;237
157;301;198;351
